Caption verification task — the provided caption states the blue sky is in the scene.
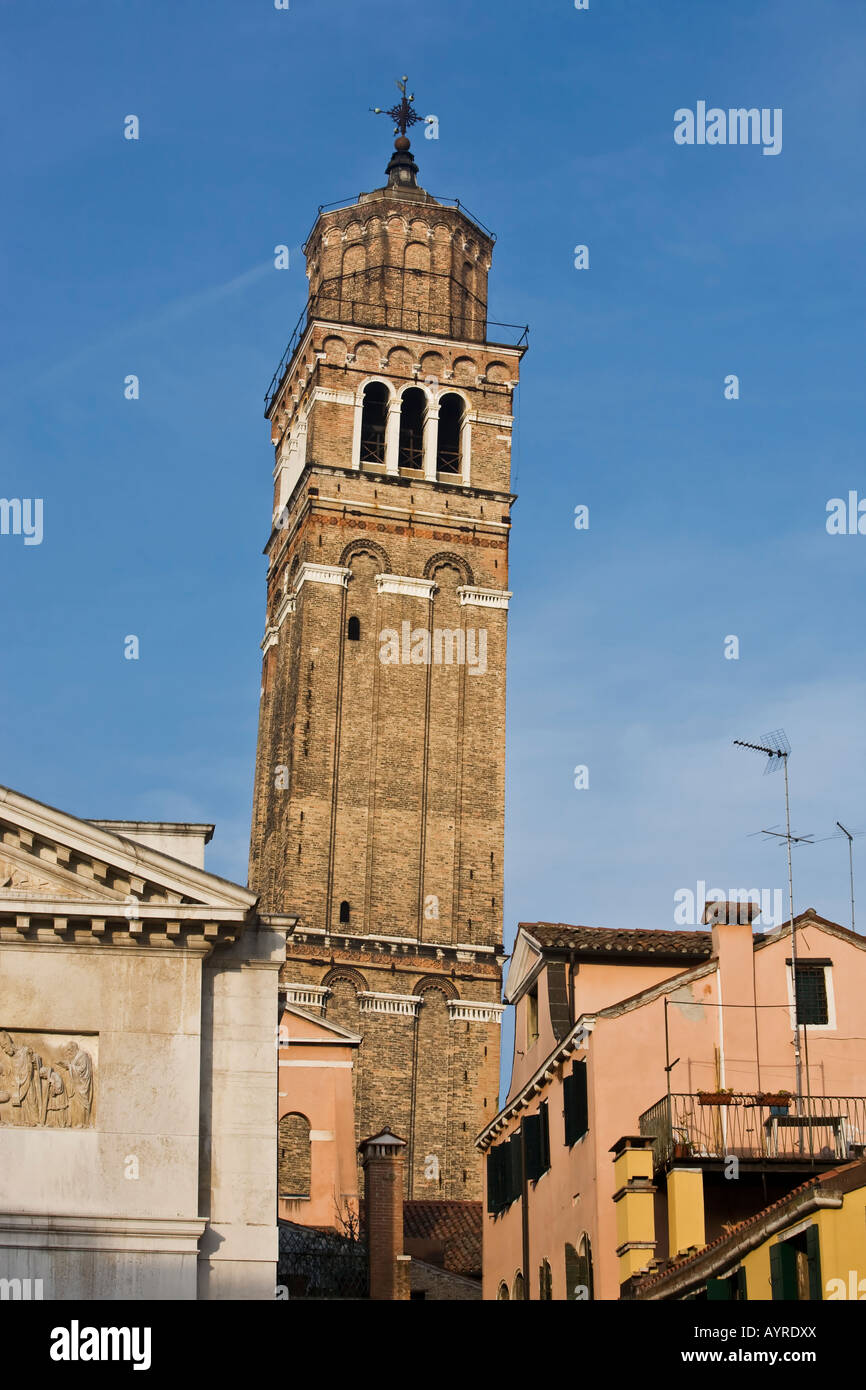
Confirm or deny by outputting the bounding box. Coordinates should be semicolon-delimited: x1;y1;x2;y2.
2;0;865;1080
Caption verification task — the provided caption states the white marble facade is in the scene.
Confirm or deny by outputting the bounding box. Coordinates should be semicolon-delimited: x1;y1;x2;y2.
0;784;286;1300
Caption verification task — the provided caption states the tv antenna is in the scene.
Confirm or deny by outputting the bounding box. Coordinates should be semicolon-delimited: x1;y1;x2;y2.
734;730;802;1112
751;825;815;847
822;822;860;934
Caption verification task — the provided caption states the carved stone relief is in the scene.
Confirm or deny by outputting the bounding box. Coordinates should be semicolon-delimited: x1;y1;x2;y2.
0;1031;96;1128
0;854;88;899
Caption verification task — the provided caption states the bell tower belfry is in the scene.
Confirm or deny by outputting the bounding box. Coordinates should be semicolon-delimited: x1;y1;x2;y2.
249;91;527;1198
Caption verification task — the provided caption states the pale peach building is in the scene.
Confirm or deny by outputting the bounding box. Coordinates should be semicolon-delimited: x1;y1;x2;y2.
479;908;866;1300
277;1001;361;1230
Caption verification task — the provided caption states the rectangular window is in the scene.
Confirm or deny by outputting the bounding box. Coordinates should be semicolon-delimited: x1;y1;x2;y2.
795;964;829;1026
564;1059;589;1147
527;987;539;1047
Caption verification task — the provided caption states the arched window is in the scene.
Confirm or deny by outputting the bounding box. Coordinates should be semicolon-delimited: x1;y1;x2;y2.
565;1234;594;1300
278;1113;311;1198
359;382;389;466
496;1281;510;1301
398;388;426;469
539;1259;553;1300
339;900;351;924
347;615;360;641
436;393;464;474
512;1270;525;1301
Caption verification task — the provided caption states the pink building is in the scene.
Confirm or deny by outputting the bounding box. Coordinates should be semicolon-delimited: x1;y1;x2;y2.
479;908;866;1300
277;1002;361;1230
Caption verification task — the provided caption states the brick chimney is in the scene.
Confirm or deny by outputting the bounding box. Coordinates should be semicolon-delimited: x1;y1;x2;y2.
359;1128;410;1301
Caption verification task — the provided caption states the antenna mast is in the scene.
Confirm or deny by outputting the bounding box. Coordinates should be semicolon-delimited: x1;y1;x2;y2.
734;731;803;1115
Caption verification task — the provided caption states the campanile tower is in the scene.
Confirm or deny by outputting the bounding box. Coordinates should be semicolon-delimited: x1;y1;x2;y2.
249;91;526;1198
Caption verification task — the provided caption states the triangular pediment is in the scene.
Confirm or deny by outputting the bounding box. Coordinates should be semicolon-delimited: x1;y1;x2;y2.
0;783;255;914
503;927;544;1004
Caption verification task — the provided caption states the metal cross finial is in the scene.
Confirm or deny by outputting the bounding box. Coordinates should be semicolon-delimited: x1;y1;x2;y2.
371;75;423;138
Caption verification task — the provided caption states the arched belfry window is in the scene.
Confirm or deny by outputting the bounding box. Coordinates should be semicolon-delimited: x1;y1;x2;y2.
436;393;464;474
339;900;351;924
347;615;360;641
398;388;426;470
360;382;389;466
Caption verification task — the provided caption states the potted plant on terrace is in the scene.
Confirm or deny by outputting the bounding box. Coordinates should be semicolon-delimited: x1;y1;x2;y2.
697;1088;737;1106
755;1090;792;1112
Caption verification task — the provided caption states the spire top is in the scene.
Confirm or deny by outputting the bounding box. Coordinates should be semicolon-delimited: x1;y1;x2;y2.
371;75;422;189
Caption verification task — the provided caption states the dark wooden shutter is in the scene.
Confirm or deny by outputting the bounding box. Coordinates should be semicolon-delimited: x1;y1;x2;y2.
770;1241;799;1300
565;1060;589;1146
486;1146;501;1213
563;1072;575;1145
805;1225;821;1301
508;1132;523;1204
736;1265;748;1300
707;1277;732;1300
524;1113;542;1182
539;1101;550;1174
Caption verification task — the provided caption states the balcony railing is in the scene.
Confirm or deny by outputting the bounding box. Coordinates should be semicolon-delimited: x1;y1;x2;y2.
263;285;529;413
639;1093;866;1168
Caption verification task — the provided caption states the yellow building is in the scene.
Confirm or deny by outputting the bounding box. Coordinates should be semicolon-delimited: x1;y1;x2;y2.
623;1157;866;1301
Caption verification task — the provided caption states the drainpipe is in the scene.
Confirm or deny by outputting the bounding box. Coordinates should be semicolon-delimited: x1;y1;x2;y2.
520;1121;530;1300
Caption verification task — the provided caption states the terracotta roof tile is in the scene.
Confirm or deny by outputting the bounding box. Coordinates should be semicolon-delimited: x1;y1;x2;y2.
523;923;713;959
402;1200;482;1277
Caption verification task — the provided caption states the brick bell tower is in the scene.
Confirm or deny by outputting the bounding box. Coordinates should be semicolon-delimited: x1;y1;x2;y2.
249;85;526;1199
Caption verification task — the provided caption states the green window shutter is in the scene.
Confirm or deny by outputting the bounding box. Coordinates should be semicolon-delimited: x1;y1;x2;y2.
736;1265;748;1300
805;1225;822;1301
707;1277;732;1300
770;1242;799;1300
540;1101;550;1174
524;1114;542;1182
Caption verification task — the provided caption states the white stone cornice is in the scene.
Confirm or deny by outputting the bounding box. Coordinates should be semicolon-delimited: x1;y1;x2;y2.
260;627;279;654
448;1001;505;1024
274;593;296;629
310;386;355;407
281;982;330;1009
358;991;422;1016
457;586;512;609
294;563;351;593
375;574;438;600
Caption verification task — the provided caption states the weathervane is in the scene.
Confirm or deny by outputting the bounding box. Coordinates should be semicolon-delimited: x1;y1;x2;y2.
371;76;424;139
